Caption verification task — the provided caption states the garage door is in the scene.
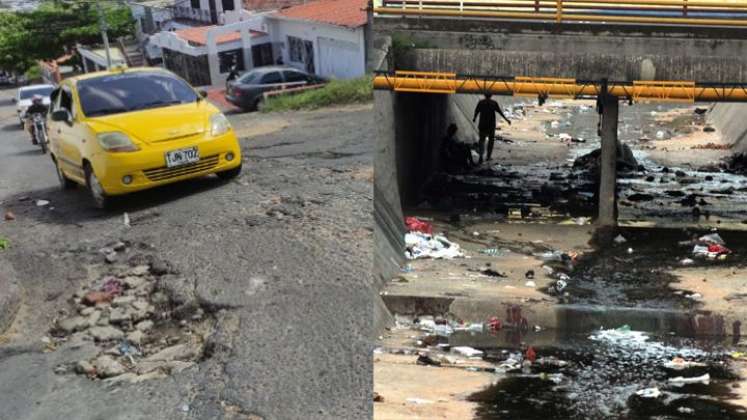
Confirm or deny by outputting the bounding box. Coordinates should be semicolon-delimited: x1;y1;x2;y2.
318;37;360;80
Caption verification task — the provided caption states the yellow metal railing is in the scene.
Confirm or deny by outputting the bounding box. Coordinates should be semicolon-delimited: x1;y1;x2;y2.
373;72;747;102
374;0;747;27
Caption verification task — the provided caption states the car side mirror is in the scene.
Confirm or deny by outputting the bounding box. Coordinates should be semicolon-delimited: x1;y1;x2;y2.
198;90;208;98
11;97;16;103
51;109;71;124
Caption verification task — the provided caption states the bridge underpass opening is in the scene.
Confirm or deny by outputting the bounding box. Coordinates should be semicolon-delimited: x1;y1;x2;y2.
378;88;747;229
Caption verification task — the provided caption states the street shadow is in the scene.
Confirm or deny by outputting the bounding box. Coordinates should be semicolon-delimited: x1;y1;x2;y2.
3;175;233;227
7;149;43;158
2;123;21;132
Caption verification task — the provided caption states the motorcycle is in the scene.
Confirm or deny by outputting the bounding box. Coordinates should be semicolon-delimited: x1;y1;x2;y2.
31;113;48;154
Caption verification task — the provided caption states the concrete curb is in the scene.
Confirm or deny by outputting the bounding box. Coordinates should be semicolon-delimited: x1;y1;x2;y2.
0;267;21;334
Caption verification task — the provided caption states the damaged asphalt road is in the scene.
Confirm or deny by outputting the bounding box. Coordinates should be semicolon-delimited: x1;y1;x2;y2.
0;86;373;420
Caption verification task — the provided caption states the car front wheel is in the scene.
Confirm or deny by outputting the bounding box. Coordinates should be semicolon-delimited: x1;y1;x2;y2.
85;165;112;209
54;157;76;190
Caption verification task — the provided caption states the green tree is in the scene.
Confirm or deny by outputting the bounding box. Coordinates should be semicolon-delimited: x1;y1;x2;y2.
0;0;135;73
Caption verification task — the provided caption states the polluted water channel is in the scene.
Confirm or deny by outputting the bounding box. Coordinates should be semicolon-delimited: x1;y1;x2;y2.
451;327;747;420
421;100;747;224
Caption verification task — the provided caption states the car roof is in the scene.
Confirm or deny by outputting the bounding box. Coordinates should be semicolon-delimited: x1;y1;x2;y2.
64;66;173;83
248;66;305;74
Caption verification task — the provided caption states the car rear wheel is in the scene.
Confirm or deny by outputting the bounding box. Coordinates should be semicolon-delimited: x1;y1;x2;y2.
253;96;264;112
54;157;76;190
85;164;111;209
217;164;242;180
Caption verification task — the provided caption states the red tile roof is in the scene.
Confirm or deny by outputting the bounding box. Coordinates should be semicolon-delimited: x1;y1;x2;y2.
175;25;266;46
275;0;368;28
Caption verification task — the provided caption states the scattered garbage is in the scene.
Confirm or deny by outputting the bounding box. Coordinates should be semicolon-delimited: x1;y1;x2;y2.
373;392;384;402
525;281;536;288
686;293;703;301
488;317;502;331
535;356;568;368
123;212;131;228
4;211;15;221
0;237;8;251
525;346;536;363
680;258;695;266
406;398;433;405
405;232;464;260
417;354;442;367
668;373;710;386
613;235;627;244
417;319;454;337
635;387;662;399
405;217;433;235
699;233;725;245
678;407;695;414
35;199;50;207
552;279;567;294
101;278;124;296
525;270;535;279
663;357;707;370
480;248;504;256
482;268;507;278
400;264;414;273
451;346;484;358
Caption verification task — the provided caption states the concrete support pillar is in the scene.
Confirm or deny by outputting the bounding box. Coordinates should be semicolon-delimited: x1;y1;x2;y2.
373;90;406;285
206;30;220;87
240;28;254;71
598;94;619;227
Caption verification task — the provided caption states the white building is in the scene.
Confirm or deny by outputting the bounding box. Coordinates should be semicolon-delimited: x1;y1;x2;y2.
150;17;275;87
143;0;369;87
267;0;368;80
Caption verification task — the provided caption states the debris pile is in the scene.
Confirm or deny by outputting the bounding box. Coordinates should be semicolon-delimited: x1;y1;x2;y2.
687;233;732;260
405;232;464;260
48;243;209;384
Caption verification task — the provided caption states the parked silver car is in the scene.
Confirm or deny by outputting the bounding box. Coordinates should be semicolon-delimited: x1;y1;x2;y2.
224;66;326;112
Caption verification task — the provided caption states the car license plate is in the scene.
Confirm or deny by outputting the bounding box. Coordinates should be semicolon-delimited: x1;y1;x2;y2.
165;147;199;168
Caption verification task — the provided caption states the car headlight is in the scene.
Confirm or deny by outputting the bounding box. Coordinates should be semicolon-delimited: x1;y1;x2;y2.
97;132;140;152
210;113;231;137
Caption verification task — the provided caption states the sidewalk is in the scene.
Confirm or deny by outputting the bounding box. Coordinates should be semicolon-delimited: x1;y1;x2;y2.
204;87;239;114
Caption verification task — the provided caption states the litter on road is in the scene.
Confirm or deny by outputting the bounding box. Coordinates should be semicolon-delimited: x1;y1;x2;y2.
668;373;710;386
405;232;464;260
405;217;433;235
451;346;484;358
635;387;662;399
663;357;707;370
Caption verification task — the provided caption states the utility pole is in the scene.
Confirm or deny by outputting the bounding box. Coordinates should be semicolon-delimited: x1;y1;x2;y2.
96;1;112;70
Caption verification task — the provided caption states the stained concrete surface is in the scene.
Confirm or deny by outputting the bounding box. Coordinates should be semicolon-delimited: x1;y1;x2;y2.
0;86;373;420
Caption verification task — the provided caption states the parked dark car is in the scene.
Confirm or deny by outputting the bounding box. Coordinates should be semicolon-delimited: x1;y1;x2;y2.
225;66;325;111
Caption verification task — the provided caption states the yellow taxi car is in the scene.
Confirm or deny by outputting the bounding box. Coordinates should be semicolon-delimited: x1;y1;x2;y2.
48;67;242;208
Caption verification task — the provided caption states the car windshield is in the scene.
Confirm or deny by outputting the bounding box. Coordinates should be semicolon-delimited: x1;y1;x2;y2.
77;72;199;117
20;86;54;100
236;71;261;85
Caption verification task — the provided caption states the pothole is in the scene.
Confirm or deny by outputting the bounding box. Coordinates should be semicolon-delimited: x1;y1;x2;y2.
46;240;218;384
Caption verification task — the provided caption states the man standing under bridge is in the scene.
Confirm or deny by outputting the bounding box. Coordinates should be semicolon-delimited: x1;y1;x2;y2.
473;93;511;164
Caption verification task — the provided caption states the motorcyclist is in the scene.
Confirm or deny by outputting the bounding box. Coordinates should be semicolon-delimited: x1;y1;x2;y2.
25;94;48;145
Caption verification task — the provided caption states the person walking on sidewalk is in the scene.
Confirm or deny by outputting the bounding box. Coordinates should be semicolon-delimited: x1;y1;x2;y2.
473;93;511;164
